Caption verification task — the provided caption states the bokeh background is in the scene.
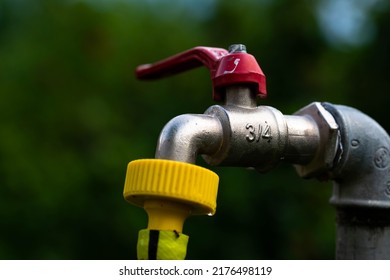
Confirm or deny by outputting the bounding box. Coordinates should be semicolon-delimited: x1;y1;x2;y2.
0;0;389;259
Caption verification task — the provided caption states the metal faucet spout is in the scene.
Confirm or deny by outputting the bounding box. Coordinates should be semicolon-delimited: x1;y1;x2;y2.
155;114;224;164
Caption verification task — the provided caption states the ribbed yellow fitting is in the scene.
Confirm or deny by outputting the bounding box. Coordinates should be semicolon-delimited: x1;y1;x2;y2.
124;159;219;232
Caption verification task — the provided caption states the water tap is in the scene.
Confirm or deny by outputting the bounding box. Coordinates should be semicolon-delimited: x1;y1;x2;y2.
124;44;390;259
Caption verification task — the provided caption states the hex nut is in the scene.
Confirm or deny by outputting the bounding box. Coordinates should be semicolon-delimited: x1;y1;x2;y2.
293;102;340;178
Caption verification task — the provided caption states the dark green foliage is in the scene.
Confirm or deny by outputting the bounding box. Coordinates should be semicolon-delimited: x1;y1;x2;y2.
0;0;388;259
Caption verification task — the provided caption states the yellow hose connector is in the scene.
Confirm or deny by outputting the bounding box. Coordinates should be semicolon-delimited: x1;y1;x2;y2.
124;159;219;259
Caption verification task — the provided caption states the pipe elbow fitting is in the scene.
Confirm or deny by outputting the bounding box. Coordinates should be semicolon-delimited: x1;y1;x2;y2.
321;103;390;259
155;114;224;163
323;103;390;209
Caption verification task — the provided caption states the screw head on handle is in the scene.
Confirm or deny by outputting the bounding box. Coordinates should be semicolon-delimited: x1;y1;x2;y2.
228;44;247;53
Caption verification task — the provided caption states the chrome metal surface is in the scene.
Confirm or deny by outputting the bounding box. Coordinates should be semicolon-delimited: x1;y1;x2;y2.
284;115;320;165
228;44;247;53
224;86;257;108
157;87;322;171
294;102;340;178
155;114;223;164
203;103;289;170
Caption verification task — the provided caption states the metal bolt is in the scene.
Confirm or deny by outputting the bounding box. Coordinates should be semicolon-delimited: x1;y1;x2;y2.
228;44;247;53
293;102;339;178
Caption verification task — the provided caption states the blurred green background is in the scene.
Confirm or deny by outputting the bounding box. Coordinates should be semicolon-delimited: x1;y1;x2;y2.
0;0;389;259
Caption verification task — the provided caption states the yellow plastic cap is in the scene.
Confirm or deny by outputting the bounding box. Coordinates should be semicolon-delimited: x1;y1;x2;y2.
124;159;219;216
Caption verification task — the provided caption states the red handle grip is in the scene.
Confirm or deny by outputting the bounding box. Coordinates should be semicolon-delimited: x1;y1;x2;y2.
135;45;266;101
136;47;228;80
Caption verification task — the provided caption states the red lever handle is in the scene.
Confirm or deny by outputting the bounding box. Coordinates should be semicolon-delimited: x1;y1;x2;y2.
135;45;266;101
136;47;228;80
